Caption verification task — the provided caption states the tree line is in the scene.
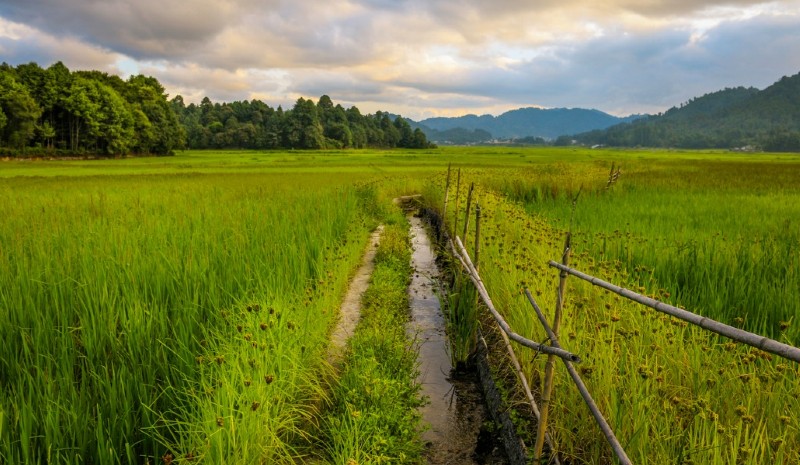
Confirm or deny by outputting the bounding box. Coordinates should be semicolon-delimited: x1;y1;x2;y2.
0;62;182;156
0;61;433;156
171;94;432;150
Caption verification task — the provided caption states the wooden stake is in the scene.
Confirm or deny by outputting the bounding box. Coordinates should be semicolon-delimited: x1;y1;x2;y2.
453;168;462;240
525;290;632;465
442;163;451;240
534;233;571;461
462;182;474;244
451;237;580;361
474;203;481;272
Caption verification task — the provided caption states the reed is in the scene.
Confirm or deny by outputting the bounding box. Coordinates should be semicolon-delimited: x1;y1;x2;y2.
0;171;377;463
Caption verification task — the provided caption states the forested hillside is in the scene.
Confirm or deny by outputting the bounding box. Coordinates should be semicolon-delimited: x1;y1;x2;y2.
575;72;800;151
0;62;432;156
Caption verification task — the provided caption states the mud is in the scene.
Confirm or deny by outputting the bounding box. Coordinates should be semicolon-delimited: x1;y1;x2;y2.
407;215;508;465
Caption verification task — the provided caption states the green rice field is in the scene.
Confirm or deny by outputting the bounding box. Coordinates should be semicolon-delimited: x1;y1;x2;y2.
1;148;799;464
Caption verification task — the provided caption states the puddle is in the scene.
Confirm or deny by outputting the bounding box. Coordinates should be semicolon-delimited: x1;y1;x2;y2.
407;215;508;465
328;225;384;364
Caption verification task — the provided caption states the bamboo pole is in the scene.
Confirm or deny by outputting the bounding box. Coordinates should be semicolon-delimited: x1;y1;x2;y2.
462;183;474;244
534;233;571;461
452;237;581;362
525;290;633;465
442;163;452;240
474;203;481;271
548;262;800;363
605;162;615;189
449;236;561;464
453;168;462;240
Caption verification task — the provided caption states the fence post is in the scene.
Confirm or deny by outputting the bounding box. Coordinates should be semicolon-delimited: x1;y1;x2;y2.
454;168;462;240
525;289;632;465
534;233;571;462
462;182;475;244
442;163;452;240
474;203;481;272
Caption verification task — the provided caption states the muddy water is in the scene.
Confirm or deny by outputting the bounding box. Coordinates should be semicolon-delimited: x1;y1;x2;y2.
407;216;507;464
328;225;383;364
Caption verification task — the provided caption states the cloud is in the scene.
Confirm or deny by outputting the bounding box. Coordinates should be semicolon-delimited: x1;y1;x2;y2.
0;0;263;59
0;18;121;71
1;0;799;119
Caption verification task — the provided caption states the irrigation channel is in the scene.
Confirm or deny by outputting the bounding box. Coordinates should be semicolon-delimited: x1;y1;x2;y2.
406;214;508;465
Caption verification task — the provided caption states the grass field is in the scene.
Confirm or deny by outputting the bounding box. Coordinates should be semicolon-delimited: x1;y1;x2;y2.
430;148;800;464
0;163;385;463
1;147;799;464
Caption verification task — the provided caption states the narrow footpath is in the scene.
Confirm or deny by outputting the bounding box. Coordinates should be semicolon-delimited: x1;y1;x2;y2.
327;225;383;364
325;214;507;464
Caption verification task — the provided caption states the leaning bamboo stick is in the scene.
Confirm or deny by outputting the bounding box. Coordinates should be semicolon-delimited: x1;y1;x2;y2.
534;234;571;460
548;261;800;363
525;290;633;465
453;237;581;362
447;236;561;464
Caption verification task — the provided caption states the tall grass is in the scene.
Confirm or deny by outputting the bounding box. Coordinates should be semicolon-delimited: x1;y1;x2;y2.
0;172;376;463
486;158;800;342
321;222;425;465
431;160;800;464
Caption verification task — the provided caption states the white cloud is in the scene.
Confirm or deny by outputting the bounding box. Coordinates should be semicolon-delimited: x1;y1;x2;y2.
0;0;799;119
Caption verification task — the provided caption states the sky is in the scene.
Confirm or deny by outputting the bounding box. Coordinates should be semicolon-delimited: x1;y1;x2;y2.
1;0;799;120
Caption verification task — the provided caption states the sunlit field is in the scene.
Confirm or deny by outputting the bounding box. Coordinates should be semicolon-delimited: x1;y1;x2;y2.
1;147;799;464
429;148;800;464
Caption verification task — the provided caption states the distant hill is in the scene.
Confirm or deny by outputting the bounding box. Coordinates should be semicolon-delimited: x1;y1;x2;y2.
413;107;640;143
575;72;800;151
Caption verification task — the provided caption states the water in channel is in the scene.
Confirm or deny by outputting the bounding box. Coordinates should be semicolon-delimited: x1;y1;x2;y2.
407;215;507;465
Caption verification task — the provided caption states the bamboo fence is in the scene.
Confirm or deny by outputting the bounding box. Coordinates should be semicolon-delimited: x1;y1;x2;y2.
548;261;800;364
436;167;800;465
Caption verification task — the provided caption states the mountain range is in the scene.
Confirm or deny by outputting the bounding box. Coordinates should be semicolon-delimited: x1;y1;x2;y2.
406;71;800;151
410;107;641;143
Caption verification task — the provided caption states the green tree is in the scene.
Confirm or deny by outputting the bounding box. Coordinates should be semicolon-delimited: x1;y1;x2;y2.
0;70;42;151
126;75;184;154
93;81;134;154
62;76;101;152
285;98;324;149
39;121;56;150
